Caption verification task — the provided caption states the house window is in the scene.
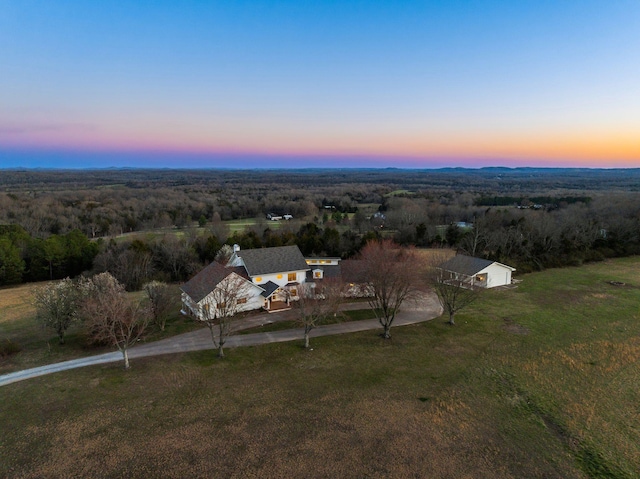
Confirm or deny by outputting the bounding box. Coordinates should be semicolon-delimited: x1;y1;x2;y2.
314;271;322;278
288;273;296;281
475;274;486;283
238;297;247;304
217;302;226;309
290;288;297;296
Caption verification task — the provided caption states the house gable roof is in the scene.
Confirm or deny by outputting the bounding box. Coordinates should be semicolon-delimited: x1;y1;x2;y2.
260;281;280;298
181;261;231;303
181;262;258;303
439;255;514;276
235;245;310;276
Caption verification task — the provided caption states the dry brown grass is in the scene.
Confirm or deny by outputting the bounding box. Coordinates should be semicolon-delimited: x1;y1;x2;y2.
2;352;582;479
2;257;640;478
0;282;40;324
414;247;456;263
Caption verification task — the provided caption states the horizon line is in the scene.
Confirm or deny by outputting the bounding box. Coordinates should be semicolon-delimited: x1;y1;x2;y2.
3;166;640;172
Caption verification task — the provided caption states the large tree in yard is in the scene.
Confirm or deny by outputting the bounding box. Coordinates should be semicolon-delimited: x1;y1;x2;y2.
34;278;80;344
198;273;252;358
295;279;344;349
357;239;420;339
79;273;149;369
143;281;174;331
430;262;481;326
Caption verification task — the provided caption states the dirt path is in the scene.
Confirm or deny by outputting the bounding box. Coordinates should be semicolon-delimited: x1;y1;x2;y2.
0;292;442;387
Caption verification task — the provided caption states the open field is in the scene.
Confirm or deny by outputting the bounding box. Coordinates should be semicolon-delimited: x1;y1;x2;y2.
385;189;415;197
107;217;298;243
1;258;640;478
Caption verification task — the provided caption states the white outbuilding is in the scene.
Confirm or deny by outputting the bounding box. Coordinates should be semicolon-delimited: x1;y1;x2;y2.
438;255;516;289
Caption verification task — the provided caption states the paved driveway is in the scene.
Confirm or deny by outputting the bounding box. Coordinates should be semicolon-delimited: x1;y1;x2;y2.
0;292;442;387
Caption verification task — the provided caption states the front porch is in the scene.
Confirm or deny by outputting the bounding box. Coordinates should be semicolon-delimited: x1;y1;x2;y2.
260;283;299;312
266;300;291;313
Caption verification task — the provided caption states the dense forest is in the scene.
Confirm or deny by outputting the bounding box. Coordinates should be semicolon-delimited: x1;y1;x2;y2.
1;168;639;288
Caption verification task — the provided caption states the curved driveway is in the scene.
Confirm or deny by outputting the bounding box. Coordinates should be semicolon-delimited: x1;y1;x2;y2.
0;292;442;387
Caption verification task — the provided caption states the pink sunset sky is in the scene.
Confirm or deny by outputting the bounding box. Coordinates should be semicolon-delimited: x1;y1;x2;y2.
1;1;639;169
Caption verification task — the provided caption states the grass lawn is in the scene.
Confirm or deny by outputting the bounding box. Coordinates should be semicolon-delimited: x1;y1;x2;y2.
1;257;640;478
237;308;378;335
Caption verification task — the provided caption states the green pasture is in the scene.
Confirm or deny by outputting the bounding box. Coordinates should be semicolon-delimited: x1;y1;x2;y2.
384;189;415;197
2;258;640;477
109;217;288;242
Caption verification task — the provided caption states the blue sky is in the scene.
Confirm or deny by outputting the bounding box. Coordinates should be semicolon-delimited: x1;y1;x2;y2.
1;1;639;168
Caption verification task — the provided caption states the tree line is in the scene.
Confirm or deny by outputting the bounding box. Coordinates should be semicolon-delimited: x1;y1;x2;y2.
0;225;98;285
3;168;640;288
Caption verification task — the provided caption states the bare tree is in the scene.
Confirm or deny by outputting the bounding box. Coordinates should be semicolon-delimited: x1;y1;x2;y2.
198;273;252;358
214;244;234;264
153;235;199;282
143;281;175;331
34;278;80;344
460;215;486;257
295;279;344;349
358;239;420;339
79;273;149;369
429;262;481;326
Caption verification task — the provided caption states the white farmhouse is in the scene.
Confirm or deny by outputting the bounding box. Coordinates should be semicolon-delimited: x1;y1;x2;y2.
180;262;264;320
438;255;515;289
227;244;310;309
181;245;312;318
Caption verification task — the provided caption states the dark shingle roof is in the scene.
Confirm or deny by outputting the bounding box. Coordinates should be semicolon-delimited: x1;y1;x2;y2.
229;266;250;281
181;261;232;303
438;255;496;276
236;245;309;276
260;281;280;298
306;264;342;282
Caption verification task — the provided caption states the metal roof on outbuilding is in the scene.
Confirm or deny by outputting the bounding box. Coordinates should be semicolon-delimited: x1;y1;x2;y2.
439;255;514;275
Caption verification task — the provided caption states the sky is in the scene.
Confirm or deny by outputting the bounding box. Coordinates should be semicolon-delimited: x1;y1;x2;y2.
1;0;640;169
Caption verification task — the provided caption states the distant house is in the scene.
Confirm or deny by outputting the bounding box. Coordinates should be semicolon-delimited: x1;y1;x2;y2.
437;255;515;289
181;245;312;317
266;213;292;221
